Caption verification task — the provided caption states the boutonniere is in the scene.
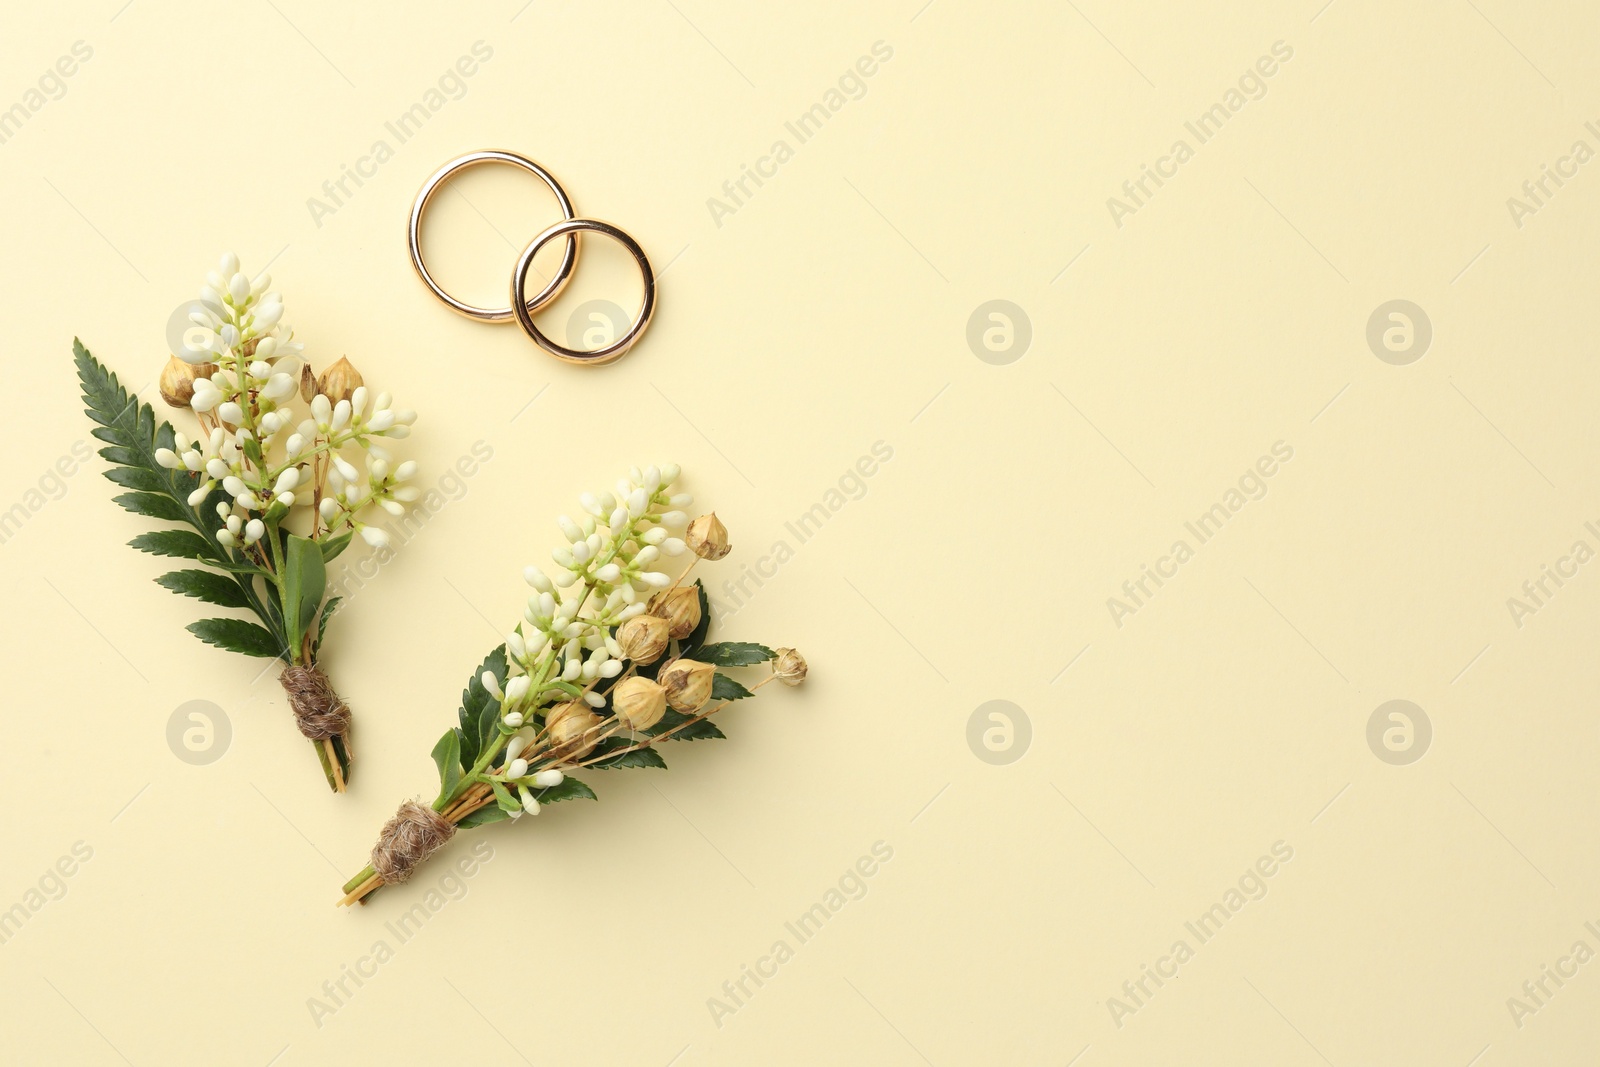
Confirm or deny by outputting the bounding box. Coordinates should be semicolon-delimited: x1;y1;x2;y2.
339;465;807;904
74;253;420;792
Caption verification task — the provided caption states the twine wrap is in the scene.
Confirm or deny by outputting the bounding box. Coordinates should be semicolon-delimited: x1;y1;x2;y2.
370;801;456;886
279;665;351;741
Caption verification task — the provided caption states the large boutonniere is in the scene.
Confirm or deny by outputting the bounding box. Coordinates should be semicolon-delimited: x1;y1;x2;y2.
339;464;807;904
74;253;420;792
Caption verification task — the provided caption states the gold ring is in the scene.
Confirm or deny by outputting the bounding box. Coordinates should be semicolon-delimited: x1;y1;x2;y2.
407;150;578;322
510;218;656;366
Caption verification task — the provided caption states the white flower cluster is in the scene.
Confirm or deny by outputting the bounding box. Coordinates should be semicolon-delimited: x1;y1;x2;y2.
477;464;692;812
152;253;418;550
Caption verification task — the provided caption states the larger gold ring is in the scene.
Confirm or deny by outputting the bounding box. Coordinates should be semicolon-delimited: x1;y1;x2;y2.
511;218;656;366
407;150;578;322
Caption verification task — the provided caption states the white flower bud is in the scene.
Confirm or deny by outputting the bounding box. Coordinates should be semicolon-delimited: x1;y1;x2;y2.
532;769;564;788
262;372;295;401
517;784;540;814
504;711;524;728
507;758;530;779
359;526;390;548
524;566;553;592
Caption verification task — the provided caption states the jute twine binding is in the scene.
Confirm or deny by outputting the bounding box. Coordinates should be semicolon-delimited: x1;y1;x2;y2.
279;665;352;740
370;801;456;885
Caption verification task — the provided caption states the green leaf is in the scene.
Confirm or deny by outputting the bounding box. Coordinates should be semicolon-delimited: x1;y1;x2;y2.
697;641;775;666
113;491;191;522
320;530;354;563
431;729;461;798
186;618;284;658
102;466;168;493
156;569;251;608
588;740;668;770
712;673;753;701
457;645;508;771
491;780;521;814
281;534;327;659
317;596;342;648
670;718;727;741
129;529;216;561
537;776;598;804
456;805;511;828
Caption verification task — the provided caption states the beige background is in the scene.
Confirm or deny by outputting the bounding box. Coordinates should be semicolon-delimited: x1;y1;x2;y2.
2;0;1598;1063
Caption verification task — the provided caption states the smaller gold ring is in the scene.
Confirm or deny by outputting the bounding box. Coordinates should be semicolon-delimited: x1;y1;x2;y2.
408;150;578;322
511;218;656;366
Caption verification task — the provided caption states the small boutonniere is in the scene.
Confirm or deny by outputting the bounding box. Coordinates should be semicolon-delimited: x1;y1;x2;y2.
339;464;806;904
74;253;420;792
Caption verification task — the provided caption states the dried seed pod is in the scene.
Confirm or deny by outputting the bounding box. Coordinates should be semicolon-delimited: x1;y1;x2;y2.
685;512;731;560
660;658;715;712
299;362;317;403
611;676;666;731
616;613;670;665
317;356;363;403
544;701;601;761
649;585;702;640
773;647;808;687
159;355;213;408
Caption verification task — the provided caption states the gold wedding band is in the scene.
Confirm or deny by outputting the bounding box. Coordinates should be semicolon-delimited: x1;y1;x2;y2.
511;218;656;366
407;149;578;322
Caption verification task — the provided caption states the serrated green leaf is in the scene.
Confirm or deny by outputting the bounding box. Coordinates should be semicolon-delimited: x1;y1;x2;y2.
697;641;775;666
711;673;753;701
589;743;667;770
156;569;251;608
432;729;461;798
97;444;142;468
669;718;727;741
537;776;598;803
186;617;283;658
457;645;508;771
113;491;191;522
102;466;168;493
456;805;511;828
646;708;692;735
89;425;127;446
130;529;218;560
